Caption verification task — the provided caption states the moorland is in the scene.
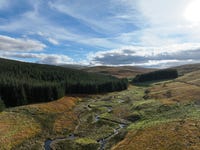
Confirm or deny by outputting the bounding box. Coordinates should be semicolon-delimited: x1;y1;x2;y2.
0;58;200;150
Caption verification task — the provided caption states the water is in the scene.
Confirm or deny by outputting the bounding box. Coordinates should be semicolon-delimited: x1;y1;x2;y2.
118;99;124;103
119;124;125;128
44;134;76;150
107;107;112;112
44;139;52;150
95;115;100;122
98;123;126;150
68;134;75;140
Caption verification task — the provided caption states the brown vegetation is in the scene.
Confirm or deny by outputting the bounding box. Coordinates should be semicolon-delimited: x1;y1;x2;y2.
0;97;79;149
83;66;155;78
0;112;41;149
112;119;200;150
146;71;200;103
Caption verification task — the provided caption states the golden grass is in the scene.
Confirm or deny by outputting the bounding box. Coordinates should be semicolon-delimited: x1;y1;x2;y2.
52;97;79;133
146;71;200;104
53;110;78;133
28;96;78;113
0;112;41;150
0;96;79;149
112;119;200;150
148;81;200;103
83;66;154;78
112;105;131;119
178;70;200;84
112;71;200;150
28;96;79;133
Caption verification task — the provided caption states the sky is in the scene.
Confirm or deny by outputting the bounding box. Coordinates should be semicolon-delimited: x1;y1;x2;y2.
1;0;200;68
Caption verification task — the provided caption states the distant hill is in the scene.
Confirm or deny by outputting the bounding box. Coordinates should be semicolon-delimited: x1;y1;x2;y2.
61;64;88;70
0;58;128;107
172;63;200;75
82;66;155;78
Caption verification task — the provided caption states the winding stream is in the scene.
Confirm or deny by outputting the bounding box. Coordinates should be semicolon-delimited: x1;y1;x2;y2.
44;139;52;150
97;123;126;150
94;106;128;150
44;105;127;150
44;134;76;150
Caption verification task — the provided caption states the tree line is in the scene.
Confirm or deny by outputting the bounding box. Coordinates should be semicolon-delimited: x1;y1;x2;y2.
0;58;128;107
132;69;178;83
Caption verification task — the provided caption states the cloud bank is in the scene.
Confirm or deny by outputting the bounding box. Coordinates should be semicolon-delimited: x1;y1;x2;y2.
1;52;74;65
0;35;46;51
90;43;200;68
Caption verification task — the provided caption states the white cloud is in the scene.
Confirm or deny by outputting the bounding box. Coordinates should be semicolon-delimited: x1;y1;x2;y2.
134;59;197;68
91;43;200;57
134;0;200;44
47;38;59;45
0;35;46;51
137;0;189;25
48;0;143;34
89;43;200;67
1;52;74;65
0;7;123;49
37;54;73;64
2;0;197;50
109;0;200;47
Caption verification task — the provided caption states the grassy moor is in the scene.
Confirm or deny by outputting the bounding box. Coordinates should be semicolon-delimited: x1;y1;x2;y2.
0;62;200;149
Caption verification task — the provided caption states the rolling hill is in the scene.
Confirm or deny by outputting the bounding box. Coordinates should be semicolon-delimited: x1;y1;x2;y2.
112;69;200;150
1;69;199;150
1;59;200;150
172;63;200;75
82;66;155;78
0;58;128;107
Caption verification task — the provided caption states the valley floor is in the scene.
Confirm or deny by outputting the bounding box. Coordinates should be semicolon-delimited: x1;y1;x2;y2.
0;73;200;150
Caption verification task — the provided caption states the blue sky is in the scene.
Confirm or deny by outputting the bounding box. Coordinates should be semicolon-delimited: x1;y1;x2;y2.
1;0;200;68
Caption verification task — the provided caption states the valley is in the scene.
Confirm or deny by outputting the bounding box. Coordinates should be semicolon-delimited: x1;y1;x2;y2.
1;70;200;149
0;60;200;149
2;85;143;150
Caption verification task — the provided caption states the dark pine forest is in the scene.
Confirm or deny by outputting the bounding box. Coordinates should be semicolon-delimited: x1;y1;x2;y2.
0;58;128;107
132;69;178;83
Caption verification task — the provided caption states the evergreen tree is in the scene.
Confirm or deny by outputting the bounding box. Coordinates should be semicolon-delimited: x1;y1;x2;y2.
0;58;128;107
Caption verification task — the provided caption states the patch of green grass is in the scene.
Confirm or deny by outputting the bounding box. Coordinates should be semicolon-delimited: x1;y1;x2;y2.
53;138;100;150
77;123;115;140
128;100;200;130
8;107;57;134
75;138;97;145
132;99;158;109
100;112;112;118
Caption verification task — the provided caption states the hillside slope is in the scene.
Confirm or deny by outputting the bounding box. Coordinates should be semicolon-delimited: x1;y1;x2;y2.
82;66;155;78
0;70;200;150
0;97;78;149
112;70;200;150
146;70;200;103
172;63;200;75
0;58;128;107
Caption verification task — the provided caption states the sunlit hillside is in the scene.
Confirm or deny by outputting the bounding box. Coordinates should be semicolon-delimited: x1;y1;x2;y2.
0;97;78;149
0;66;200;149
